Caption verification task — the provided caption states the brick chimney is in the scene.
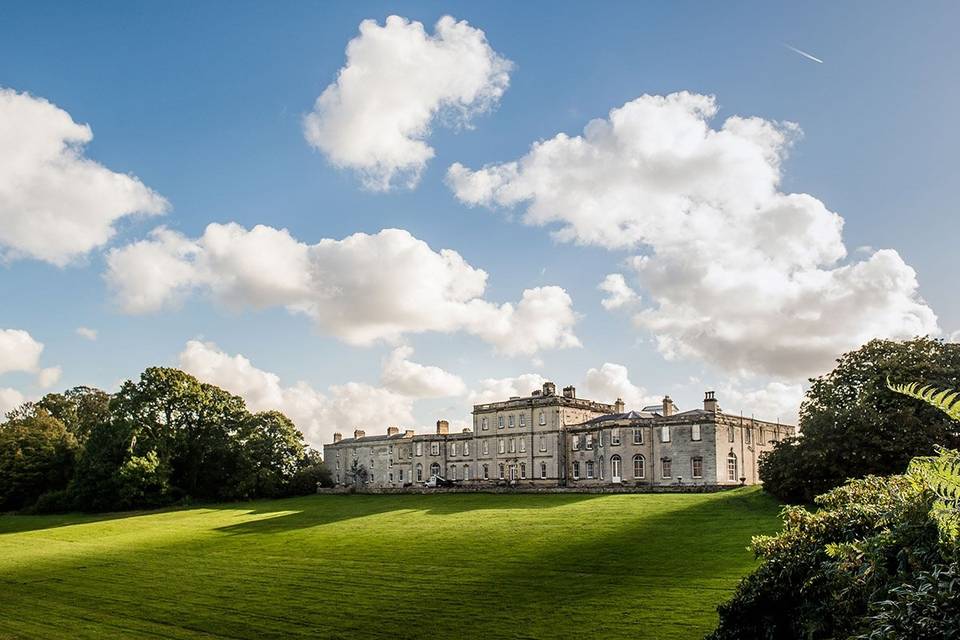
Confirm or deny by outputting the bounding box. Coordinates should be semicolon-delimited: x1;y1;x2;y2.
404;429;415;438
562;385;576;399
542;381;556;396
333;432;342;443
353;428;365;439
614;398;625;413
662;396;675;417
703;391;718;413
436;420;449;435
387;426;399;436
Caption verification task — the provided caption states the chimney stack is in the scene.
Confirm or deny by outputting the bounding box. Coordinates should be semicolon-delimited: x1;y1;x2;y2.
542;381;556;396
662;396;675;417
563;385;576;399
353;428;365;439
614;398;625;413
386;426;399;436
703;391;718;413
333;432;342;443
404;429;415;438
436;420;449;435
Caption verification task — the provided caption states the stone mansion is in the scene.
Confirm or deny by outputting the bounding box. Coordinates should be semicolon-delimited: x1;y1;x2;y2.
323;382;796;489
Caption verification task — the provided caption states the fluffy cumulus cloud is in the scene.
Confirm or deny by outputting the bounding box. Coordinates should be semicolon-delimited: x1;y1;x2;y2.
715;381;805;424
582;362;657;408
0;387;25;416
598;273;639;310
178;340;415;447
448;91;939;378
75;327;98;341
36;366;62;390
107;224;579;355
303;15;511;190
466;373;548;405
0;328;61;392
381;346;466;397
0;88;167;265
0;329;44;375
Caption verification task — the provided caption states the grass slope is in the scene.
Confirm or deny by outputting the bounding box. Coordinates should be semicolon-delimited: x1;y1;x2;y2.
0;489;781;639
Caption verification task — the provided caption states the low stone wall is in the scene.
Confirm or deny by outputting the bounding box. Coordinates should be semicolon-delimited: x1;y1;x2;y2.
318;483;743;496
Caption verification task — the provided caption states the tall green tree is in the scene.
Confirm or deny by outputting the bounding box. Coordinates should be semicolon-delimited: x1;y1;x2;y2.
231;411;307;499
0;409;78;511
761;337;960;503
37;386;111;445
110;367;248;500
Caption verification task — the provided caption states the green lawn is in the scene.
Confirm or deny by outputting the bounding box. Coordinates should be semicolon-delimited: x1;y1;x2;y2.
0;489;781;639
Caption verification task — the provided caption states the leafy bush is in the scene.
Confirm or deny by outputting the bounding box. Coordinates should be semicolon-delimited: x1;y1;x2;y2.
761;338;960;503
710;449;959;639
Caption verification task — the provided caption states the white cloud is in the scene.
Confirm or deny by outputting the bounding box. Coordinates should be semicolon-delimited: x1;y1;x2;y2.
715;381;804;425
178;340;414;448
581;363;657;409
36;366;62;390
0;329;44;375
467;373;548;405
0;88;168;265
107;224;579;355
303;15;511;191
598;273;639;310
448;92;939;378
75;327;98;341
381;346;466;397
0;388;25;417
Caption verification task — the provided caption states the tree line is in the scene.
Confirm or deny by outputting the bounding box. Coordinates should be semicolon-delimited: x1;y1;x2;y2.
0;367;331;513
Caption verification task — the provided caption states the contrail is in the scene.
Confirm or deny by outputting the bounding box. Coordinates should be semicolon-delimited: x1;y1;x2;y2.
784;43;824;64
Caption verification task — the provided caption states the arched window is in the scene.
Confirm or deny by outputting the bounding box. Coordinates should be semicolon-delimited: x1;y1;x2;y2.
483;464;489;480
610;454;622;481
633;454;645;479
463;464;470;480
430;462;441;478
586;460;595;479
573;461;580;479
520;463;527;479
498;463;505;480
449;465;457;480
416;463;423;482
540;462;547;479
727;453;738;482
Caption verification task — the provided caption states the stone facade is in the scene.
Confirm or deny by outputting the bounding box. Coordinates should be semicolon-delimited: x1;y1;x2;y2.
323;383;795;489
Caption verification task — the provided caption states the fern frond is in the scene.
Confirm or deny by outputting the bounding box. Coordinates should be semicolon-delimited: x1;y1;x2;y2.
886;378;960;423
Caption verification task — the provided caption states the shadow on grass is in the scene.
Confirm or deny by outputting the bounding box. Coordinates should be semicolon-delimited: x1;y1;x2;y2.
0;488;781;640
213;492;605;535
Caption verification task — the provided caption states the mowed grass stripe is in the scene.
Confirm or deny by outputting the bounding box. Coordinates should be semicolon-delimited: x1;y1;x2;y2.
0;489;780;639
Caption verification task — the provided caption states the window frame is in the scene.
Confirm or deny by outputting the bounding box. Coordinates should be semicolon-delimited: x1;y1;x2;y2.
633;454;645;479
691;456;703;478
633;428;643;445
691;424;701;441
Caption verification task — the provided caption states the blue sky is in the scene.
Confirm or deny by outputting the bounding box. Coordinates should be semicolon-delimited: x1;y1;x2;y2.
1;1;957;445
